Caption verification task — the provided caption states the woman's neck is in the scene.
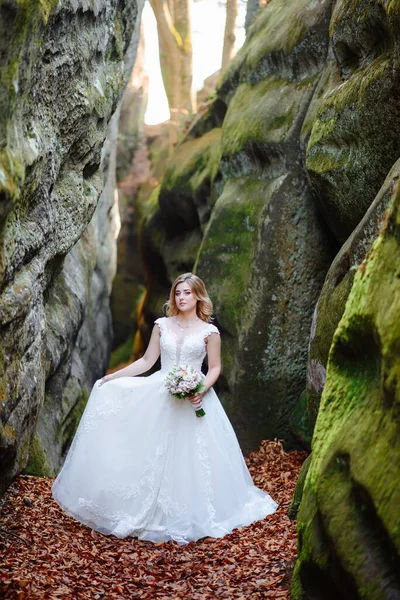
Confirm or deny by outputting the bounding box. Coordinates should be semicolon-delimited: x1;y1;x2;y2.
176;309;197;324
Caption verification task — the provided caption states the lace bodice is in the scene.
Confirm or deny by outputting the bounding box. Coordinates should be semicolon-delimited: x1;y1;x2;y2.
155;317;220;373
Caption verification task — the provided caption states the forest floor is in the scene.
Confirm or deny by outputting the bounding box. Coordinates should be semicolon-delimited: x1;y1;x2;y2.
0;440;306;600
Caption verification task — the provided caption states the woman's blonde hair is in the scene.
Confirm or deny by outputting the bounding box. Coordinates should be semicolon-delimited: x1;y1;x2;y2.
165;273;213;323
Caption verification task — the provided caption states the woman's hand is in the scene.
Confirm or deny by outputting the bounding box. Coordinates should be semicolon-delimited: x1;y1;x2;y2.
188;391;206;410
98;374;113;387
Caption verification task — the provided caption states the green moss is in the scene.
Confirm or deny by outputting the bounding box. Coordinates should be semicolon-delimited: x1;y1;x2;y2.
292;186;400;596
37;0;58;23
221;0;329;85
195;176;279;335
105;9;125;63
140;184;161;221
0;0;58;204
289;390;313;449
0;0;57;93
0;147;25;200
163;128;222;193
306;108;335;148
306;147;348;174
221;76;315;157
0;423;16;446
62;389;88;453
23;433;52;477
307;55;392;172
288;453;312;520
387;1;400;14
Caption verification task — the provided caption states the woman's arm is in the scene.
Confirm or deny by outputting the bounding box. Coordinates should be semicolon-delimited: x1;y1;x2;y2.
99;324;161;386
188;332;221;406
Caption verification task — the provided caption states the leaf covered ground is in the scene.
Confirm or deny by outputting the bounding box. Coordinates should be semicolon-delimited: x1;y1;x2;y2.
0;441;306;599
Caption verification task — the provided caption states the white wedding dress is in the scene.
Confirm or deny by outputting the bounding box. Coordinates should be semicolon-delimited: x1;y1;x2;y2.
52;317;278;544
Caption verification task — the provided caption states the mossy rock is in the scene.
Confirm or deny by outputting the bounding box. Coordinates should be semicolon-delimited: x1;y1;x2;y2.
219;0;332;93
220;75;320;165
292;182;400;599
23;433;53;477
0;0;142;493
288;453;312;520
306;157;400;431
158;128;222;234
289;390;313;451
139;0;348;455
196;168;334;453
195;176;272;336
304;0;400;243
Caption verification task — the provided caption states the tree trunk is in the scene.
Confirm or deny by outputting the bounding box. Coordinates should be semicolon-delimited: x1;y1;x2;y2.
149;0;195;137
245;0;260;33
221;0;238;72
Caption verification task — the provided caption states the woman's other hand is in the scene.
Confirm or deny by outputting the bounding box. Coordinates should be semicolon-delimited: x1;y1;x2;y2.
98;374;113;387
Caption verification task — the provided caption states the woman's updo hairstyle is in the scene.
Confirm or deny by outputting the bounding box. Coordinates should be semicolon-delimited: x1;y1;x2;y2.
165;273;213;323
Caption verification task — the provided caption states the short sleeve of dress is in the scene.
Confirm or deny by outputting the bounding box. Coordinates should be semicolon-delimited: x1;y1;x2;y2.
154;317;164;332
205;323;220;338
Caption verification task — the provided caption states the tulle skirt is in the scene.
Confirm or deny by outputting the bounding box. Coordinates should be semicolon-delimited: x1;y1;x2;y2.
52;372;278;545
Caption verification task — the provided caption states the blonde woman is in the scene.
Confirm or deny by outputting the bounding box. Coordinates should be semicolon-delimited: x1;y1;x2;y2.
52;273;278;544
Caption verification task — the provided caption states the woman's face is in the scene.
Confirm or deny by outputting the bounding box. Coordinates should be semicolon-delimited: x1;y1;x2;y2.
175;282;197;313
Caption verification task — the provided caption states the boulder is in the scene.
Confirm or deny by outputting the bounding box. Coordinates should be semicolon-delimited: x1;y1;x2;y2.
195;0;337;452
292;180;400;599
304;0;400;244
306;158;400;430
0;0;144;491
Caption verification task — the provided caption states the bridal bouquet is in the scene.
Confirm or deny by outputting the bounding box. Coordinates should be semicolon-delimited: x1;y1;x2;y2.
164;365;206;417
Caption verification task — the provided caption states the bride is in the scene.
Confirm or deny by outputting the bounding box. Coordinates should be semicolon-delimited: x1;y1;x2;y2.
52;273;278;544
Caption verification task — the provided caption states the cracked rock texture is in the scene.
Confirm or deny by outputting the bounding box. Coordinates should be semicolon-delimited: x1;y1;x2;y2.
292;179;400;600
137;0;400;461
0;0;144;492
133;2;400;587
290;0;400;596
138;0;339;453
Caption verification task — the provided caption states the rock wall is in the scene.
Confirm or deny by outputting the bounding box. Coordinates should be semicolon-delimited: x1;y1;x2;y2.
136;0;400;461
0;0;144;492
290;0;400;594
138;0;339;453
110;28;148;360
303;0;400;432
292;177;400;599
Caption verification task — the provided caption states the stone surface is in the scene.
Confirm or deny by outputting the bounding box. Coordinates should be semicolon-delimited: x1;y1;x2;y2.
131;0;400;460
137;0;340;453
110;29;148;356
303;0;400;244
0;0;144;491
306;158;400;431
194;0;337;453
292;181;400;600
